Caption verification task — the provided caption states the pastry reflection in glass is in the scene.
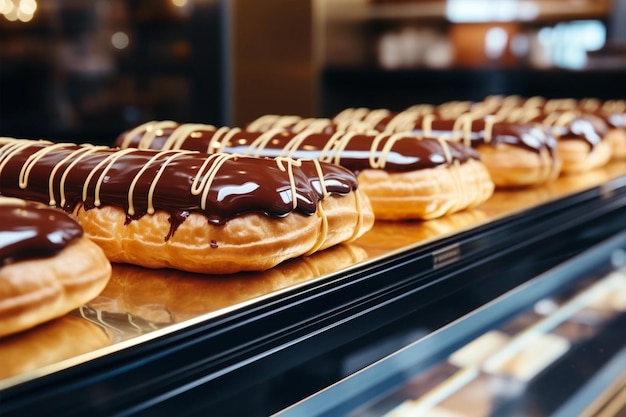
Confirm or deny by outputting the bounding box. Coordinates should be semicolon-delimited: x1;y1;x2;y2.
354;209;488;257
83;244;368;341
0;314;111;380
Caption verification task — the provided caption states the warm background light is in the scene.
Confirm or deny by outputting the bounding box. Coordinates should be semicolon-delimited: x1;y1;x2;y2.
0;0;37;22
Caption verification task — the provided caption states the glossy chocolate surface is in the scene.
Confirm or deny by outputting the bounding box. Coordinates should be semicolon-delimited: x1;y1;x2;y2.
409;118;558;156
0;200;83;265
245;110;559;158
116;123;481;173
0;139;358;228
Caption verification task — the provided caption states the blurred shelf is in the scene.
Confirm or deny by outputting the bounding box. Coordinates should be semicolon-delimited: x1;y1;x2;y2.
327;0;612;23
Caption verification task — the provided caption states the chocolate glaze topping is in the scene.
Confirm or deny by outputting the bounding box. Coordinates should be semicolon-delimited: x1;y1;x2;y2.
0;198;83;265
245;110;558;158
537;113;608;149
0;139;358;237
115;122;481;173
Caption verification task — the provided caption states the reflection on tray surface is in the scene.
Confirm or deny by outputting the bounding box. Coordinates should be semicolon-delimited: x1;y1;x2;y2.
0;161;624;387
354;267;626;417
80;243;368;342
0;315;111;380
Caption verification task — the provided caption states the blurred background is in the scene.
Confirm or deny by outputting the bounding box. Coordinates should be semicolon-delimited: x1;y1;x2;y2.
0;0;625;145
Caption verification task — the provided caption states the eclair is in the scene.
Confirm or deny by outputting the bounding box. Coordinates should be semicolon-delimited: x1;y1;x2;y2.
0;138;374;274
115;122;495;220
0;196;111;337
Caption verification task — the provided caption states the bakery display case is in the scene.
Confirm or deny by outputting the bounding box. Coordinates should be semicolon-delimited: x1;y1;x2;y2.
280;218;626;417
317;0;626;116
0;157;625;415
2;1;626;416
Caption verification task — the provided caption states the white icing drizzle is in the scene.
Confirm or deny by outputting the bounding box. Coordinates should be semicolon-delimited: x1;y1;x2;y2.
580;98;601;112
540;111;563;128
333;107;370;124
88;148;139;207
281;129;317;159
382;110;421;134
275;157;302;210
138;121;178;149
190;153;228;205
304;202;327;256
370;132;410;169
48;145;96;205
161;123;215;150
243;127;286;157
362;108;390;127
205;126;231;154
59;146;108;207
544;98;577;113
603;100;626;114
404;104;435;115
0;140;44;180
0;138;336;222
291;118;332;133
326;131;355;166
421;114;435;137
451;113;475;147
246;114;282;132
146;151;195;214
311;159;329;199
348;189;365;242
523;96;546;109
127;150;179;216
118;121;155;149
552;111;578;129
318;130;353;164
214;127;241;154
483;115;498;144
274;115;305;130
434;136;453;164
19;143;74;189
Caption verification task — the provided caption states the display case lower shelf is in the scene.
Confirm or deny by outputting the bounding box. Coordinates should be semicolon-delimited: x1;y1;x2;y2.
278;232;626;417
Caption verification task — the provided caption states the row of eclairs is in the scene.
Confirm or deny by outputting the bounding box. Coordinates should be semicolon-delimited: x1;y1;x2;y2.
0;95;624;337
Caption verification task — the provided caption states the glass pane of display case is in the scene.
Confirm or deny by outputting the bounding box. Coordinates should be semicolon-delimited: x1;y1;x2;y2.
278;232;626;417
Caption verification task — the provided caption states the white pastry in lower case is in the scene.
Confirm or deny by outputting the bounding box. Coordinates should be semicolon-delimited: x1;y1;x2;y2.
0;197;111;338
115;122;495;220
483;332;570;381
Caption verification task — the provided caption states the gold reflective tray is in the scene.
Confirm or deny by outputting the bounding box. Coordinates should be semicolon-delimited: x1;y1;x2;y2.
1;161;625;387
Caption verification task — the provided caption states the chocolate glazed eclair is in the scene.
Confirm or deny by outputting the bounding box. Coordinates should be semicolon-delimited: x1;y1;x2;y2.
245;110;561;188
115;122;494;220
0;197;111;337
0;138;374;274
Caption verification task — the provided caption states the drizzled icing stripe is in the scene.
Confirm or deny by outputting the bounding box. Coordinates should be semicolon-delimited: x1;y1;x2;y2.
48;146;95;205
324;131;357;166
127;150;178;216
59;146;108;207
276;157;300;211
85;148;139;206
146;151;195;214
246;115;285;132
0;139;357;234
117;124;478;174
199;154;235;211
244;127;285;157
162;123;215;151
19;143;70;189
